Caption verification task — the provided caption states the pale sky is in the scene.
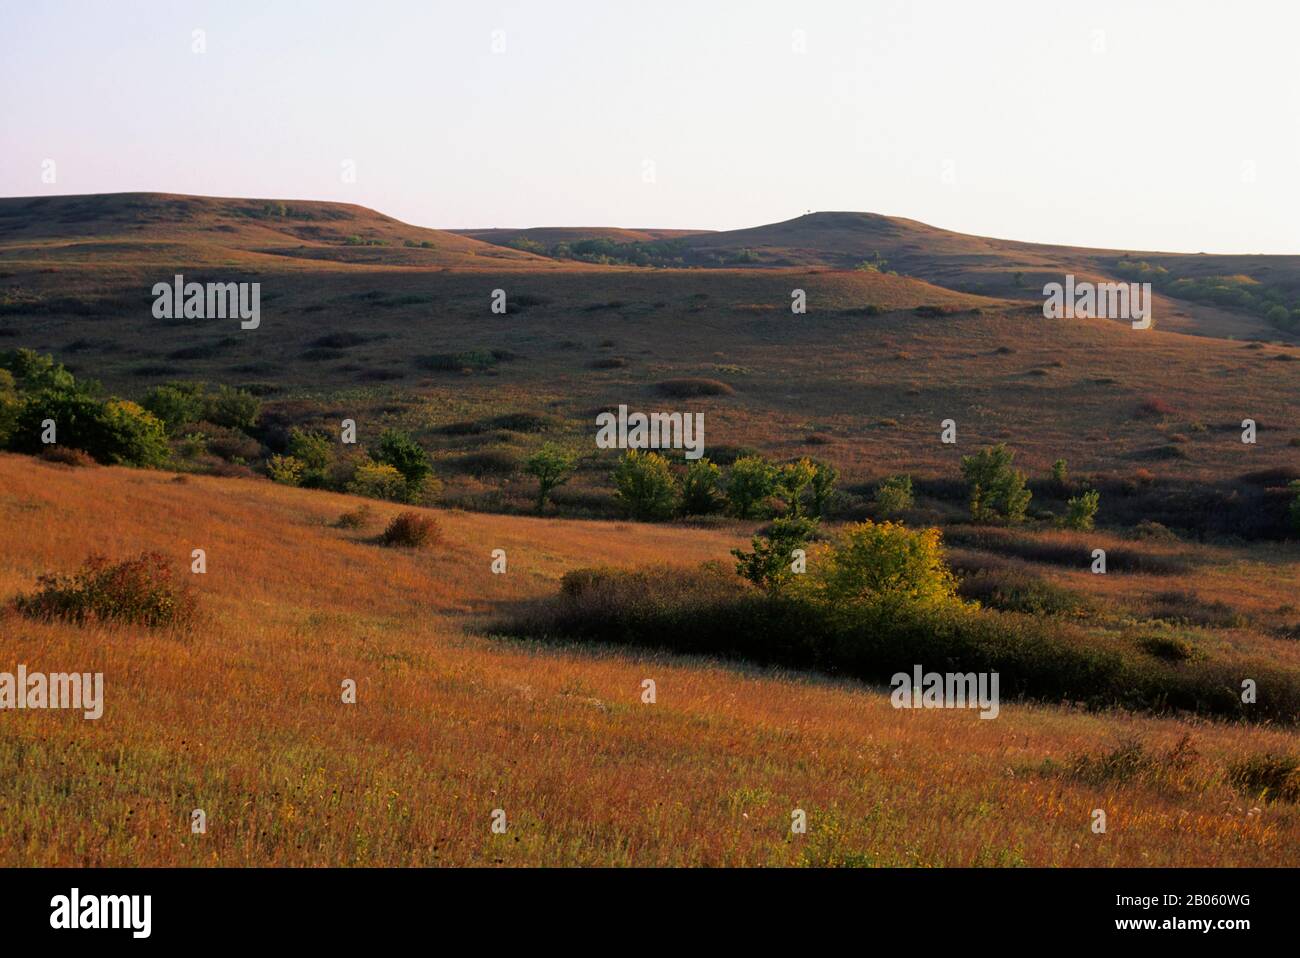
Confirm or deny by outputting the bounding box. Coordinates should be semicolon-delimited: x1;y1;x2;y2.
2;0;1298;254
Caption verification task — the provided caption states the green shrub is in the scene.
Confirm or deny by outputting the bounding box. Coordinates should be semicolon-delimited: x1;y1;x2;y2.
287;427;332;473
726;454;777;519
1063;489;1100;531
612;450;679;521
732;516;818;594
334;505;373;529
13;552;198;629
873;475;914;517
524;442;576;514
961;443;1031;522
12;392;168;466
346;461;409;502
267;453;306;486
203;385;261;431
142;381;207;435
680;458;722;515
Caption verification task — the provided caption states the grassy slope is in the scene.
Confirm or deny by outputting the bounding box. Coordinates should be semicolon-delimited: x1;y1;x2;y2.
0;453;1296;866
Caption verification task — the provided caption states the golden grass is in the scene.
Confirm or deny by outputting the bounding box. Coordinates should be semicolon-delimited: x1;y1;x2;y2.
0;453;1295;866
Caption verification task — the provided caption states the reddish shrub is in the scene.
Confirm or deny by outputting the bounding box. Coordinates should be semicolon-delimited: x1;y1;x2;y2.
380;511;441;548
13;552;198;629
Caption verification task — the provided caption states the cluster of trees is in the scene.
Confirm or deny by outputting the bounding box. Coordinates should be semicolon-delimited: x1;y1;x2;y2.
962;444;1098;531
1114;258;1300;332
0;349;169;466
607;451;839;522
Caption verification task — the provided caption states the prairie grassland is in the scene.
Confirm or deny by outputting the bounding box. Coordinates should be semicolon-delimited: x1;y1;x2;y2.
0;454;1295;866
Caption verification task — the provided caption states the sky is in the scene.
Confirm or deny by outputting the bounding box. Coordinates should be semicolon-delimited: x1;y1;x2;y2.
2;0;1298;254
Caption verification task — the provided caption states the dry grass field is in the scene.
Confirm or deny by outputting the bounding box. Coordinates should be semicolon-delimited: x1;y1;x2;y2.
1;193;1297;868
1;454;1296;867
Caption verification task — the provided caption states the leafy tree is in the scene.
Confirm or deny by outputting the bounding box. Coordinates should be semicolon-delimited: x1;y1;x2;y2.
0;348;77;393
873;475;914;517
808;459;839;519
680;458;722;515
375;429;431;485
525;442;576;514
726;454;777;519
732;516;818;594
777;457;816;517
1063;489;1100;531
1050;458;1070;491
810;521;959;613
612;450;678;521
961;443;1031;523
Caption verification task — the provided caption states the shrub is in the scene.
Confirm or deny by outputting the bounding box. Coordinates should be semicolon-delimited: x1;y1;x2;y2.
655;378;733;398
957;568;1085;616
267;453;306;486
1050;458;1069;489
203;385;261;431
347;461;409;502
1063;489;1100;531
612;450;679;521
680;458;723;515
873;475;914;517
14;392;169;466
732;516;818;594
961;444;1031;523
287;427;332;473
1289;480;1300;533
40;445;98;467
379;511;441;548
726;455;777;519
525;442;577;514
334;505;373;529
13;552;197;629
1139;633;1200;662
142;381;207;434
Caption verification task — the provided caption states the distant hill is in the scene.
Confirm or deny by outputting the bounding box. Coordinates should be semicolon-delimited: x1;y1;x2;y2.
0;192;557;270
466;211;1300;340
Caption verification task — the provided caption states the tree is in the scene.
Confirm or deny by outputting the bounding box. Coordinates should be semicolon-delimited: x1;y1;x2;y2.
961;443;1031;523
525;442;576;514
375;429;431;485
777;457;816;517
680;458;722;515
732;516;818;594
726;455;777;519
812;521;959;613
612;450;678;521
808;459;839;519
